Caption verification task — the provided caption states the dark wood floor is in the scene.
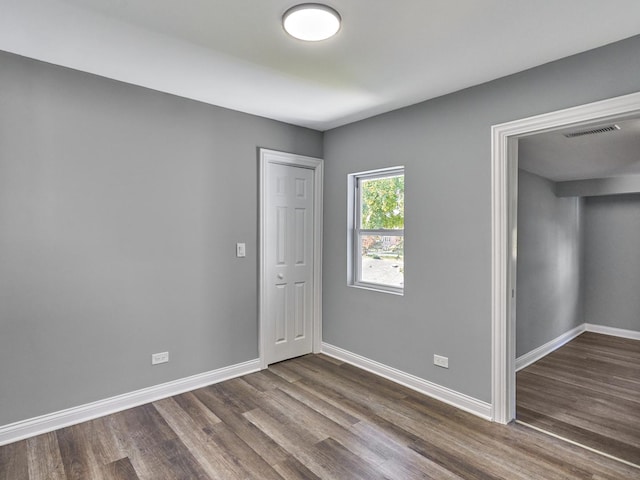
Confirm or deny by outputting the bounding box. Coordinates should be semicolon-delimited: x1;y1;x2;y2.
517;331;640;467
2;353;639;479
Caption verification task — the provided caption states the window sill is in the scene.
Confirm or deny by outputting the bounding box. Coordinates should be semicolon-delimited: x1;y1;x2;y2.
348;283;404;296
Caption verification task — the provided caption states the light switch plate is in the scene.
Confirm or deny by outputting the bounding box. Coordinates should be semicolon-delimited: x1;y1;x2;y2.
236;243;246;257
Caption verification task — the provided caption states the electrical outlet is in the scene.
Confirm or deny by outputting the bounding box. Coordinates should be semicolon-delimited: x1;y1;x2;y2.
152;351;169;365
434;354;449;369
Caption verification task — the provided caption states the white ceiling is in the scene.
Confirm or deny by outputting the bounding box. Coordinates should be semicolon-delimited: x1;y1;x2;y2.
2;0;640;131
519;117;640;182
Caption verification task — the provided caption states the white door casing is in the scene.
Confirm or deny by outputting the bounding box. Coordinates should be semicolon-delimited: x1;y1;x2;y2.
490;91;640;424
259;149;323;368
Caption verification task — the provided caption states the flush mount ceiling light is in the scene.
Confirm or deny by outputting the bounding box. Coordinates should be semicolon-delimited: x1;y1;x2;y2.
282;4;341;42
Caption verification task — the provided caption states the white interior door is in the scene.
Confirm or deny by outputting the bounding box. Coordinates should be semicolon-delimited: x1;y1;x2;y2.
264;161;315;365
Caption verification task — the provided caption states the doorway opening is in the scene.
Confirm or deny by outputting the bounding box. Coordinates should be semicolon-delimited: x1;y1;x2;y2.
515;115;640;467
491;91;640;425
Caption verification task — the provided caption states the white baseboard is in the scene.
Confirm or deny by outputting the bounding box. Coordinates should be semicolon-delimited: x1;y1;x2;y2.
0;358;260;447
516;324;586;372
585;323;640;341
321;343;492;421
516;323;640;373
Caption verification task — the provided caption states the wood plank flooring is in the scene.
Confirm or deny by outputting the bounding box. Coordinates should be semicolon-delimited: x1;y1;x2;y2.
2;353;639;479
517;332;640;467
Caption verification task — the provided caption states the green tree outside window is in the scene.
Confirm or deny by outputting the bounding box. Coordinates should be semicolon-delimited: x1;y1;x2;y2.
360;175;404;229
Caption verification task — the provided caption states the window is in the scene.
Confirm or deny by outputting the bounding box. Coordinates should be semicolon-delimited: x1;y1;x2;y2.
348;167;404;294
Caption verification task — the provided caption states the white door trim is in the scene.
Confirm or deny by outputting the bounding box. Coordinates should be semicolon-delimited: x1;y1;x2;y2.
259;148;324;370
491;91;640;424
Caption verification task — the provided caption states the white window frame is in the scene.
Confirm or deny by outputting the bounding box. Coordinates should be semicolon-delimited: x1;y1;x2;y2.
347;166;404;295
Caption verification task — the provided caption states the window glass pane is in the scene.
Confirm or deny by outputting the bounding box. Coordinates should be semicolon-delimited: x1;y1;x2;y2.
360;175;404;230
360;234;404;288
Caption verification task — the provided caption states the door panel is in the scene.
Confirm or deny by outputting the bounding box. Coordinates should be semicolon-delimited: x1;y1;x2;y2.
276;206;287;265
265;163;314;364
294;282;306;339
295;208;306;264
274;284;287;344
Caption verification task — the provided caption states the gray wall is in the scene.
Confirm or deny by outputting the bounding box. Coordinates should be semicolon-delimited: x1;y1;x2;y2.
0;51;322;426
584;194;640;331
322;35;640;403
515;170;584;357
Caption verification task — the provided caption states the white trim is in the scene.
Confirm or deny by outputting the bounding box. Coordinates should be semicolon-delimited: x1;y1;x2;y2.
515;323;640;373
259;148;324;369
516;324;586;372
585;324;640;341
0;358;260;447
322;343;492;421
491;91;640;424
348;166;405;296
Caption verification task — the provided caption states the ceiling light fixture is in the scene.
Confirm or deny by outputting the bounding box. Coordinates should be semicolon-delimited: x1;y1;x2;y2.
282;4;341;42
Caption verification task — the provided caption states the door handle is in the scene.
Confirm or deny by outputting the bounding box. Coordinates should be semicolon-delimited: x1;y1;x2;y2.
277;274;284;280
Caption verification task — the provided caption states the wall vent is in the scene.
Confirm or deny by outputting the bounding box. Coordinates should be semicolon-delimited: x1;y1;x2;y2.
563;124;620;138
